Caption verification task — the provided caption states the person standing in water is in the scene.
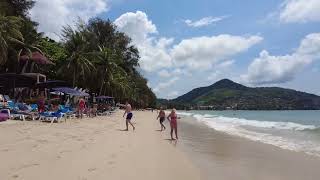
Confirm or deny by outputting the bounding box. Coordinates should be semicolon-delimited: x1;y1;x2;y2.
156;107;166;131
123;101;135;131
167;108;179;140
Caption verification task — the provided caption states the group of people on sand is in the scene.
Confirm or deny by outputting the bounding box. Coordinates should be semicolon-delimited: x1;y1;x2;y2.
157;108;179;140
122;102;179;140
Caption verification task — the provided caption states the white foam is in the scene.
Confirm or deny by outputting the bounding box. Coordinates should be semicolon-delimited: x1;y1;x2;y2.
176;112;194;116
193;114;317;131
192;114;320;157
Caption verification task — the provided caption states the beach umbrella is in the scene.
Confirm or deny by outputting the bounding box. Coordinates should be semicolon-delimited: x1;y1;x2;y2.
20;51;55;65
52;87;89;97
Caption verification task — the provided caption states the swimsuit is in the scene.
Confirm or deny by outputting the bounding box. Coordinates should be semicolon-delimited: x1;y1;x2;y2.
126;112;133;120
170;115;177;129
79;100;85;111
160;117;165;123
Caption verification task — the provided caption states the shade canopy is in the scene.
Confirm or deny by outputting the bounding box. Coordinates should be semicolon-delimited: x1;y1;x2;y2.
95;96;114;99
35;80;69;89
20;51;55;65
0;73;36;88
52;87;89;97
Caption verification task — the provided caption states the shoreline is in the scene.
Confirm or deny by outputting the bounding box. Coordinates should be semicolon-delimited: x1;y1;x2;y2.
1;110;320;180
177;115;320;180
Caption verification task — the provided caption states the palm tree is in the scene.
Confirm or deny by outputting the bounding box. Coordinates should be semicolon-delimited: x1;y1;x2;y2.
0;15;24;65
94;46;127;95
60;28;94;87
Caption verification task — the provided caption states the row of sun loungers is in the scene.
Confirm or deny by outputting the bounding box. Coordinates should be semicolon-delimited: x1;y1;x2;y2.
0;103;116;123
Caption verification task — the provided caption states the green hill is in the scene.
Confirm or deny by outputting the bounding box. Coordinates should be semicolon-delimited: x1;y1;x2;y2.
158;79;320;110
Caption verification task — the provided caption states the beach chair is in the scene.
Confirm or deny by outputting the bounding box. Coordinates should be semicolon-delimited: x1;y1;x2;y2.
10;103;39;121
39;110;66;124
61;106;76;119
6;103;26;121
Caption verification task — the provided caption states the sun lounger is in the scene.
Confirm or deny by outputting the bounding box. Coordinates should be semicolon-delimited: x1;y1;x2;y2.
39;111;66;124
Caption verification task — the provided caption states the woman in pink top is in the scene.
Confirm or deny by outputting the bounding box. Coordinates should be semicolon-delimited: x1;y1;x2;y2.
78;98;85;119
167;108;179;140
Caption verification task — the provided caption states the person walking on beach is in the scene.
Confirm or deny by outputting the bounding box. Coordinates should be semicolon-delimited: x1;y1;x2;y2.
156;107;166;131
167;108;179;140
78;98;85;119
123;101;135;131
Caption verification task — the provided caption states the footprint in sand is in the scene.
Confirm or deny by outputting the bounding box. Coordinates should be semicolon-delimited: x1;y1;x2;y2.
110;153;117;158
37;139;48;144
16;163;40;171
88;168;97;172
12;174;19;178
108;161;115;165
60;150;72;154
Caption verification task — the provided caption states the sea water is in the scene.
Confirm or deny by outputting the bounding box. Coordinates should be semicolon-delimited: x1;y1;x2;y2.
177;110;320;157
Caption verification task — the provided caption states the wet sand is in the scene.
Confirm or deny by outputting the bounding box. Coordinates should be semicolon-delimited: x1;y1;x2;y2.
177;117;320;180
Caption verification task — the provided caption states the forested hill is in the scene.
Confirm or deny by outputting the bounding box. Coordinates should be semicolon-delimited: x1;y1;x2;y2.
158;79;320;110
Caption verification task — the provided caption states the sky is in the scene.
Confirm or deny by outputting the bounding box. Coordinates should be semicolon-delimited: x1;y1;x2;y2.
29;0;320;99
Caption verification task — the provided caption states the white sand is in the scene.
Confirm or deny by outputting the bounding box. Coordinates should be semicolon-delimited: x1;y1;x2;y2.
0;111;202;180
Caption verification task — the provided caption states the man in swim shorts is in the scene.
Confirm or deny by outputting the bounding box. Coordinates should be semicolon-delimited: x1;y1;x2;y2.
156;107;166;131
123;101;135;131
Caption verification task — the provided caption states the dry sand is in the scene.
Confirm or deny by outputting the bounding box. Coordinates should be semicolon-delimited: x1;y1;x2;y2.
0;111;202;180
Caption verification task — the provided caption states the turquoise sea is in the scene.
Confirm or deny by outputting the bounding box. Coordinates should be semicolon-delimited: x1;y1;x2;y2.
177;110;320;157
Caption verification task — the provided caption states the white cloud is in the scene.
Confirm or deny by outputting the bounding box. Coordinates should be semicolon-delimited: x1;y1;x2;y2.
171;35;263;70
30;0;109;41
279;0;320;23
158;69;171;78
153;77;179;93
184;16;228;27
115;11;262;75
207;60;234;81
242;33;320;85
114;11;157;44
167;91;179;99
114;11;173;72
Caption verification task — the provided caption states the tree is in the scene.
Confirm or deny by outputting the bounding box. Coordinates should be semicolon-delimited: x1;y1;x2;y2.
60;26;94;87
0;15;24;67
0;0;35;17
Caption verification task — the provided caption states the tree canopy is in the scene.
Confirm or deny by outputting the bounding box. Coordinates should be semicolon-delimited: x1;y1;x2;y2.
0;0;156;108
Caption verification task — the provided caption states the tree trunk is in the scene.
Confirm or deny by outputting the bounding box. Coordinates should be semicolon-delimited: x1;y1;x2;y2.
21;60;29;73
99;81;104;95
73;69;76;87
30;62;35;73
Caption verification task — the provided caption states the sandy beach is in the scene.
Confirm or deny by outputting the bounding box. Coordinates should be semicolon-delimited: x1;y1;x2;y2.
1;110;320;180
0;111;201;180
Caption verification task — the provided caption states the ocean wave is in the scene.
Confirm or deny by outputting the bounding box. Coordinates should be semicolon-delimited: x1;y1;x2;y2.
192;113;320;157
192;114;317;131
176;112;194;116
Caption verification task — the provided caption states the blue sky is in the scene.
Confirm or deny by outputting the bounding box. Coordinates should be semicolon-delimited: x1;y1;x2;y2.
31;0;320;98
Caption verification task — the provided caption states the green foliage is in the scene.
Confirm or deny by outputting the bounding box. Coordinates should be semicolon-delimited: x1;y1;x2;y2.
0;15;24;66
0;2;157;108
